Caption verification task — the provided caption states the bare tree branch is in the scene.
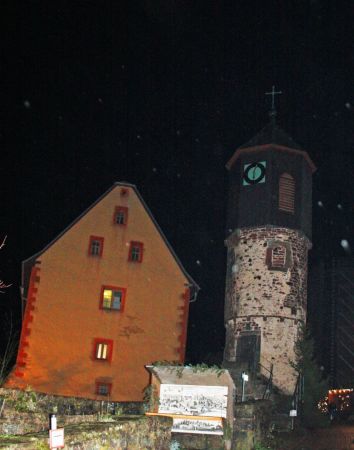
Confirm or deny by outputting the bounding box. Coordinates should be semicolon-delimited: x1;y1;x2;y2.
0;236;11;293
0;236;7;251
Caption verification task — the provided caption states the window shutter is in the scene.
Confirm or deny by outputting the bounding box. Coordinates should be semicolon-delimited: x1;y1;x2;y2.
279;173;295;214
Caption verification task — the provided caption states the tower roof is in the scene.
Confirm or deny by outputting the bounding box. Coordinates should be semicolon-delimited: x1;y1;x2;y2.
239;121;302;150
226;120;316;172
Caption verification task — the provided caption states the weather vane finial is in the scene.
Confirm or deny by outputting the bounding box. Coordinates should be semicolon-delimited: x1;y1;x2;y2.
265;85;282;118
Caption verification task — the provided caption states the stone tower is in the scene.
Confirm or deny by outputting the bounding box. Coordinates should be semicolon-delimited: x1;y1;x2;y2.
223;118;316;394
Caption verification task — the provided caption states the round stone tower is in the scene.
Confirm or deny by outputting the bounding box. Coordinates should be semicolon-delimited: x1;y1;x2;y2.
223;119;316;395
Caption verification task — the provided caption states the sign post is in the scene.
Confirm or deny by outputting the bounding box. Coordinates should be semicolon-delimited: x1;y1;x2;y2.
49;414;64;449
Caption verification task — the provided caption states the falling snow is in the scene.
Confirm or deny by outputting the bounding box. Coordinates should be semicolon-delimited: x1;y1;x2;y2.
23;100;31;109
231;264;239;273
337;204;343;210
340;239;349;249
196;260;201;265
345;102;351;109
317;201;323;207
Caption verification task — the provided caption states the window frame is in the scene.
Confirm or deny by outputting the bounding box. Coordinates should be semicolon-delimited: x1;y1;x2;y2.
128;241;144;263
88;236;104;257
265;241;292;272
93;338;113;362
113;206;128;226
95;381;112;397
100;285;126;312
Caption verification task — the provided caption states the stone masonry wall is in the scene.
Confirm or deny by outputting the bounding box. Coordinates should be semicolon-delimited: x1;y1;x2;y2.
224;226;311;394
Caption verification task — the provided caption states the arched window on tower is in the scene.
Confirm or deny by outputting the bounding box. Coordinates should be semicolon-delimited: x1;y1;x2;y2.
266;241;292;271
279;173;295;214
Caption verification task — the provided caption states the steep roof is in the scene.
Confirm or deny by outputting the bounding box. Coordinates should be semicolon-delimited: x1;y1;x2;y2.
238;121;302;150
22;182;199;297
226;120;316;172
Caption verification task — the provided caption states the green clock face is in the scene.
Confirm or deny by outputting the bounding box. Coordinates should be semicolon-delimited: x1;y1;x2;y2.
243;161;266;185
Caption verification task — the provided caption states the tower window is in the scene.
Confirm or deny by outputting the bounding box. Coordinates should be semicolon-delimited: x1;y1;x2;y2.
88;236;104;257
100;286;126;311
128;241;144;263
266;241;292;271
271;246;286;268
279;173;295;214
113;206;128;225
93;338;113;361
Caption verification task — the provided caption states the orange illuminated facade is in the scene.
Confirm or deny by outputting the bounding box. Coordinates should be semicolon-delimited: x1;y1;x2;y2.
5;183;198;401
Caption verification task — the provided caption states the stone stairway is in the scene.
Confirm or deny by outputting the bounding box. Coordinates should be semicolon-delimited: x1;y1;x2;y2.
224;361;295;447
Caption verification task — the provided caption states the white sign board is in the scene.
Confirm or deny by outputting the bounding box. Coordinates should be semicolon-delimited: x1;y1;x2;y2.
49;428;64;449
172;417;223;435
159;384;228;418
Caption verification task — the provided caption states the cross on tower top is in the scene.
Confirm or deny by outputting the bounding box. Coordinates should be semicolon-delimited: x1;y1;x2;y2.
265;85;282;118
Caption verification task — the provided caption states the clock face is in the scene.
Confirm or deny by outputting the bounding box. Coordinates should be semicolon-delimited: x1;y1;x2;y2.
243;161;266;185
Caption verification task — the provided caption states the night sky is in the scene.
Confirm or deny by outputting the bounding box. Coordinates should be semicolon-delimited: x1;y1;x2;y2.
1;1;353;362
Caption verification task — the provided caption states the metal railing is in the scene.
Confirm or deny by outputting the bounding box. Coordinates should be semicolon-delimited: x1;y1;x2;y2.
292;373;304;418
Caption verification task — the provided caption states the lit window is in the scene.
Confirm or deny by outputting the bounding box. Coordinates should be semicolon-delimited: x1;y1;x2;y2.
88;236;104;257
100;286;126;311
279;173;295;214
129;241;143;262
93;339;113;361
113;206;128;225
96;382;112;396
96;343;108;359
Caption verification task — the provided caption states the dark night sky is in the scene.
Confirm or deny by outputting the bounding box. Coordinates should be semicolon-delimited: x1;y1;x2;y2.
1;1;353;362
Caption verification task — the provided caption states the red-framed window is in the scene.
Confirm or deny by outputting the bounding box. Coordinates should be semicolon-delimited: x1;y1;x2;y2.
128;241;144;262
113;206;128;225
88;236;104;257
93;338;113;362
95;381;112;396
100;286;126;311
